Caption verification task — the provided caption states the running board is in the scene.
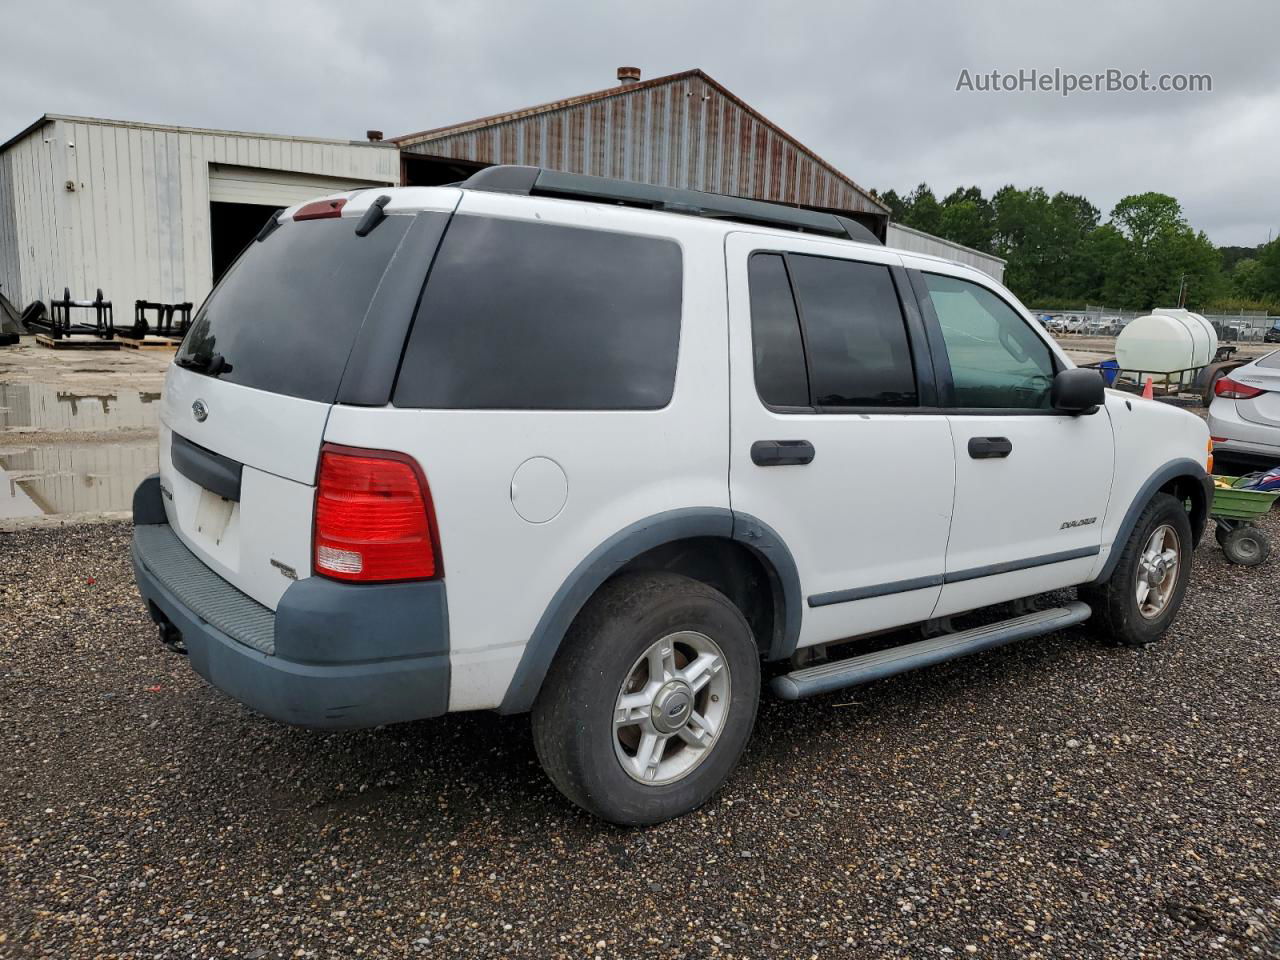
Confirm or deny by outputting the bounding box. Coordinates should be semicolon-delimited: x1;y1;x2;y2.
771;601;1092;701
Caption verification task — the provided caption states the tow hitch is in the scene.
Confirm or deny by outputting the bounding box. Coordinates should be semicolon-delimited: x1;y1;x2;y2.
157;620;188;656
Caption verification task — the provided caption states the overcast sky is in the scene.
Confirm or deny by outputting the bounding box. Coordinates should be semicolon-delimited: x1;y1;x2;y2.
4;0;1277;246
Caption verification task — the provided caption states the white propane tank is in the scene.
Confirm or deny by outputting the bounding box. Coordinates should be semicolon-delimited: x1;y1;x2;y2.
1116;309;1218;387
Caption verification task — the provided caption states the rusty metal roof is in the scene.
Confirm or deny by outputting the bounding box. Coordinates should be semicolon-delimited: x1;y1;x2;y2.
393;69;888;217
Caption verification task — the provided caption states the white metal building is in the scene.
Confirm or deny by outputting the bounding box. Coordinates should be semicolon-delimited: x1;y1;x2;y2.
886;222;1006;281
0;114;398;315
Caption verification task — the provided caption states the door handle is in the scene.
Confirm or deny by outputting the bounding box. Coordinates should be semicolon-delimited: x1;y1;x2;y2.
751;440;815;466
968;436;1013;459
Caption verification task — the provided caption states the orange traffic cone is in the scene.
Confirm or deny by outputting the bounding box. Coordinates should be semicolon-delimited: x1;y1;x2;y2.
1141;377;1154;399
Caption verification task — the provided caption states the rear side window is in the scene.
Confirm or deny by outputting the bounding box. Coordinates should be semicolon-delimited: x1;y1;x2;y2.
176;216;412;403
747;254;809;407
394;216;682;410
784;254;917;407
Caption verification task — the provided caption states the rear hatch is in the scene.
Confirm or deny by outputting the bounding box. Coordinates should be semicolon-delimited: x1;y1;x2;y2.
1235;351;1280;429
159;193;452;610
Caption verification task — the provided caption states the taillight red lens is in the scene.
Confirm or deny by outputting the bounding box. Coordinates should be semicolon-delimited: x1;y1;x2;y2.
1214;376;1265;400
294;197;348;221
314;445;439;583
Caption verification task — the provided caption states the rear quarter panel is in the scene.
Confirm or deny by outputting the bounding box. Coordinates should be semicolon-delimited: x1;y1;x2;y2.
323;199;732;712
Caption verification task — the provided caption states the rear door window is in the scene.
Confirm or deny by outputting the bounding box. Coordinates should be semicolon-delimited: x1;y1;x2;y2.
394;216;683;410
747;254;810;407
176;216;412;403
784;254;918;408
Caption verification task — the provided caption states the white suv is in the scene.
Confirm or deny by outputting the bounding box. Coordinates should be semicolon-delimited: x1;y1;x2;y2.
132;166;1213;825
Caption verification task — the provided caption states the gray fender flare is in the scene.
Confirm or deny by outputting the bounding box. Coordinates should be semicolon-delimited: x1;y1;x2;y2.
1091;457;1211;584
498;507;801;714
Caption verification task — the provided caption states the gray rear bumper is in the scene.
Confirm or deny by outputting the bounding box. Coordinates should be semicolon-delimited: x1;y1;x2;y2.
131;476;449;729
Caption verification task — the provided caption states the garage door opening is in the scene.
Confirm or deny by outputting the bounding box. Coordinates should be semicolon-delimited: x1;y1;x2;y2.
207;163;392;282
210;202;277;283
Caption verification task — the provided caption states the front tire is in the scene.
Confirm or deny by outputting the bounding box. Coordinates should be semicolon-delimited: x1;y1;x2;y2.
531;572;760;826
1080;493;1193;647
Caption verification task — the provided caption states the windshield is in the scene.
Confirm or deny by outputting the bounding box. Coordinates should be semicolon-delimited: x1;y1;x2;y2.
176;215;412;403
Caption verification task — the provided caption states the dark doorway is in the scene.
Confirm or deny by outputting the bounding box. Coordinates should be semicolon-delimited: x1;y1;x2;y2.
210;202;279;283
401;153;486;187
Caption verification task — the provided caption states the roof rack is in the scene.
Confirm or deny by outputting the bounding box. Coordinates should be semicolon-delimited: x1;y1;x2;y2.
457;165;882;245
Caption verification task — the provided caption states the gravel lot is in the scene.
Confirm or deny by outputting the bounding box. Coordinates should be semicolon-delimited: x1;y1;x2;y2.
2;517;1278;959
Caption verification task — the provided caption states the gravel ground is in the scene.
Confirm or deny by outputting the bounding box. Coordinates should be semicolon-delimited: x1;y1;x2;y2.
2;518;1278;960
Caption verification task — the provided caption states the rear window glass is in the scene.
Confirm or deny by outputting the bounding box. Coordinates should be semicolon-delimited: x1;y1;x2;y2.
176;216;411;403
785;254;917;407
394;216;682;410
748;253;810;407
1258;351;1280;369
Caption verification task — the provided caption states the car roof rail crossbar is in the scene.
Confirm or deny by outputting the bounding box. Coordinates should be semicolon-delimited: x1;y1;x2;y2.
458;165;881;245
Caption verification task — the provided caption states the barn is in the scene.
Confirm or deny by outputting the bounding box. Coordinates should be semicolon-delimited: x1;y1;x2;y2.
395;68;1006;279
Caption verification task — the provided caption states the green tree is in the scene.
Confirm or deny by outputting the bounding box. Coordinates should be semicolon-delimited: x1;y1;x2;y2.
1256;238;1280;299
1109;192;1185;248
1229;258;1263;299
1102;194;1223;309
874;188;909;222
937;185;995;252
904;183;942;235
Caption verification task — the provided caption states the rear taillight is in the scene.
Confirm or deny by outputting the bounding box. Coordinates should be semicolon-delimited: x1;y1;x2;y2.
294;197;347;221
314;444;440;583
1214;376;1266;400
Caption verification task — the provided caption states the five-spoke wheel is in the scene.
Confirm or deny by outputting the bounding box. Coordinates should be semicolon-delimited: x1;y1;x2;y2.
613;631;730;785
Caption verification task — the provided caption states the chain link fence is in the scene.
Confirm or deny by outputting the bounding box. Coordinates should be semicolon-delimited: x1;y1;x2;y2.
1034;305;1279;341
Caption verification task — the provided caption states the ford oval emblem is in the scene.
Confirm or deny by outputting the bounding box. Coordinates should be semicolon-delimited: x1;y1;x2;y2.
192;399;209;423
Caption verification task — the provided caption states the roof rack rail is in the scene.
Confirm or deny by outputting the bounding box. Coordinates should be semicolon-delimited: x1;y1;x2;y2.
457;165;882;245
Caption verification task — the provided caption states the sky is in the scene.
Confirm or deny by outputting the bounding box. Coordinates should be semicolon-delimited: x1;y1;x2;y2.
3;0;1278;246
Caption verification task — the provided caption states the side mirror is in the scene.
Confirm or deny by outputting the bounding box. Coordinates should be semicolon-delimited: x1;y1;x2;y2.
1051;368;1105;414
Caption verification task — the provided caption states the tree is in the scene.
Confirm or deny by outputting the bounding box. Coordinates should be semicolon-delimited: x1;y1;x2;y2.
904;184;942;235
1230;258;1263;299
1109;192;1186;247
1256;238;1280;300
874;188;909;222
938;186;995;252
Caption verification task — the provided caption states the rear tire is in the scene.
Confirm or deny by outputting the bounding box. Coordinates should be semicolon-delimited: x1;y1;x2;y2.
1080;493;1193;647
531;572;760;826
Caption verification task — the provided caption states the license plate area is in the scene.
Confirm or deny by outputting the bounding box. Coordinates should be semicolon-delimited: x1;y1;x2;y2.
193;488;236;546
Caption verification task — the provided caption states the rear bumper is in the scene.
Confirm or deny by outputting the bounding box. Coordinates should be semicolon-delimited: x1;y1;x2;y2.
131;476;449;729
1207;404;1280;462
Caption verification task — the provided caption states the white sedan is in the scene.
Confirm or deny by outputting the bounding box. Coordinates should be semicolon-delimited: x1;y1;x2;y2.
1208;350;1280;464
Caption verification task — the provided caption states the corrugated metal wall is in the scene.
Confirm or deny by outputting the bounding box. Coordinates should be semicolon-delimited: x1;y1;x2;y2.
402;74;886;217
0;117;399;314
886;222;1006;281
0;120;64;309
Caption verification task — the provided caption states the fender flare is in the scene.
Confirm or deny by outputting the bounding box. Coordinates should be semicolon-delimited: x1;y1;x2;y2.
498;507;801;714
1091;457;1211;584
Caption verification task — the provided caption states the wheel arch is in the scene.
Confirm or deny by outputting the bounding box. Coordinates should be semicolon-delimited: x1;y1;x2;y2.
498;508;801;714
1091;457;1212;584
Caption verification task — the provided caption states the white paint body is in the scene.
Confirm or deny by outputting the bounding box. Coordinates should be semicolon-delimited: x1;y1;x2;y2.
156;186;1210;714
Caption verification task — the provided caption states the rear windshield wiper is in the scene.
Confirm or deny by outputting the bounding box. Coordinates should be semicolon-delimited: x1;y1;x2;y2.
175;352;232;377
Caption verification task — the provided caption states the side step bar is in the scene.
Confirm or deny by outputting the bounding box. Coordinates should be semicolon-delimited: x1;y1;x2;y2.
771;601;1092;701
